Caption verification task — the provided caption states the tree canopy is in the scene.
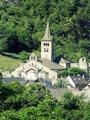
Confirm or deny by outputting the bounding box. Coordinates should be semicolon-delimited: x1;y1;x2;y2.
0;81;90;120
0;0;90;62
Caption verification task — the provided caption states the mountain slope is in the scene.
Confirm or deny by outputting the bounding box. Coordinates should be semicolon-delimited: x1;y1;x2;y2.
0;0;90;62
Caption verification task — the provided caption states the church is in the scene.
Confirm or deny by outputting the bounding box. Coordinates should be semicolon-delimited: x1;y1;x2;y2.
11;21;67;84
10;21;88;85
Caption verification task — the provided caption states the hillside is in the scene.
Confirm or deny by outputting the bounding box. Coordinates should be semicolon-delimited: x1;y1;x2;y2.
0;0;90;62
0;54;21;71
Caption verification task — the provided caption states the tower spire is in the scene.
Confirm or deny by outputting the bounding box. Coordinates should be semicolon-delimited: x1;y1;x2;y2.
42;21;52;41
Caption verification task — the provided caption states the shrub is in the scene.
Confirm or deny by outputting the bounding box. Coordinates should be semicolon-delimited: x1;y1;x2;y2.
19;51;29;62
58;68;86;78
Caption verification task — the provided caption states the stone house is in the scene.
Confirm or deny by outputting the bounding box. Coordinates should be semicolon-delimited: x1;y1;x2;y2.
71;57;89;71
66;75;88;89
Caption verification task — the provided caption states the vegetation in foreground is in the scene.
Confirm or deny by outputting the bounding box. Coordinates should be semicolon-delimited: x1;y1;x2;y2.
0;81;90;120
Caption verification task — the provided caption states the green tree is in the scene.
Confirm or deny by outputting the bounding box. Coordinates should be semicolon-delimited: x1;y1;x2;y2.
19;51;29;62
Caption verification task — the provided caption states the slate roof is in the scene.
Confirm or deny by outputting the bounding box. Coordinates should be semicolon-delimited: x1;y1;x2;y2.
70;76;87;85
38;58;64;70
60;58;71;64
2;78;26;85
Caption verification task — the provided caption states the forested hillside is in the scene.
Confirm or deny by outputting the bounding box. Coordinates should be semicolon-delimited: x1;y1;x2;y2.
0;0;90;62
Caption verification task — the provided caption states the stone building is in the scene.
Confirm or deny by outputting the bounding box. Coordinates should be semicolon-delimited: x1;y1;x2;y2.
11;21;65;85
41;21;54;61
71;57;88;71
5;21;89;85
66;75;88;89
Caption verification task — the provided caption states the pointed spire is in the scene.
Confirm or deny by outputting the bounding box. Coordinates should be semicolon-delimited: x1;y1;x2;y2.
42;21;52;41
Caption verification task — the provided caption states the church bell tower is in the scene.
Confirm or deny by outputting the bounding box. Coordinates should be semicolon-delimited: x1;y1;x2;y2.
41;21;54;61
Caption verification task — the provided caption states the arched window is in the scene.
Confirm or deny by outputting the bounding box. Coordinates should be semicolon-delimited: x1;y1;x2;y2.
44;48;48;52
31;56;33;60
43;43;49;46
30;53;37;61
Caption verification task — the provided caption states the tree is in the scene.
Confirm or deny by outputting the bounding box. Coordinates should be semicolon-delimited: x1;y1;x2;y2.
58;68;86;78
19;51;29;62
0;0;90;62
0;82;90;120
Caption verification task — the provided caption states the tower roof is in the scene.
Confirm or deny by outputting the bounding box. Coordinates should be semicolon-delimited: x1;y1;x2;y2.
42;21;52;41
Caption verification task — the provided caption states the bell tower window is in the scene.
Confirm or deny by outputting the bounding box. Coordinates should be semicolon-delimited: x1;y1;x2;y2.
44;48;48;52
43;43;49;46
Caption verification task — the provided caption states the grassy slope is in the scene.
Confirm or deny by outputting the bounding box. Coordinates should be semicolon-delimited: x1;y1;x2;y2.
0;51;40;72
0;55;21;71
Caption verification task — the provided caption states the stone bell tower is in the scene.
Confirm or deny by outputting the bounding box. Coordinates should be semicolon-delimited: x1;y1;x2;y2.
41;21;54;61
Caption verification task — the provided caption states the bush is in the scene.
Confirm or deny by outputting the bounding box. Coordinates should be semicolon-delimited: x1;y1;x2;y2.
68;68;86;76
19;51;29;62
58;68;86;78
54;80;63;88
58;70;69;78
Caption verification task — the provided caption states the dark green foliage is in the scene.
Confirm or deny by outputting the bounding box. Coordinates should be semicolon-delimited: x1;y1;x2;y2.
19;51;29;62
0;81;24;102
0;0;90;62
0;82;90;120
68;68;86;75
58;67;86;77
0;110;19;120
62;92;79;110
58;70;69;78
